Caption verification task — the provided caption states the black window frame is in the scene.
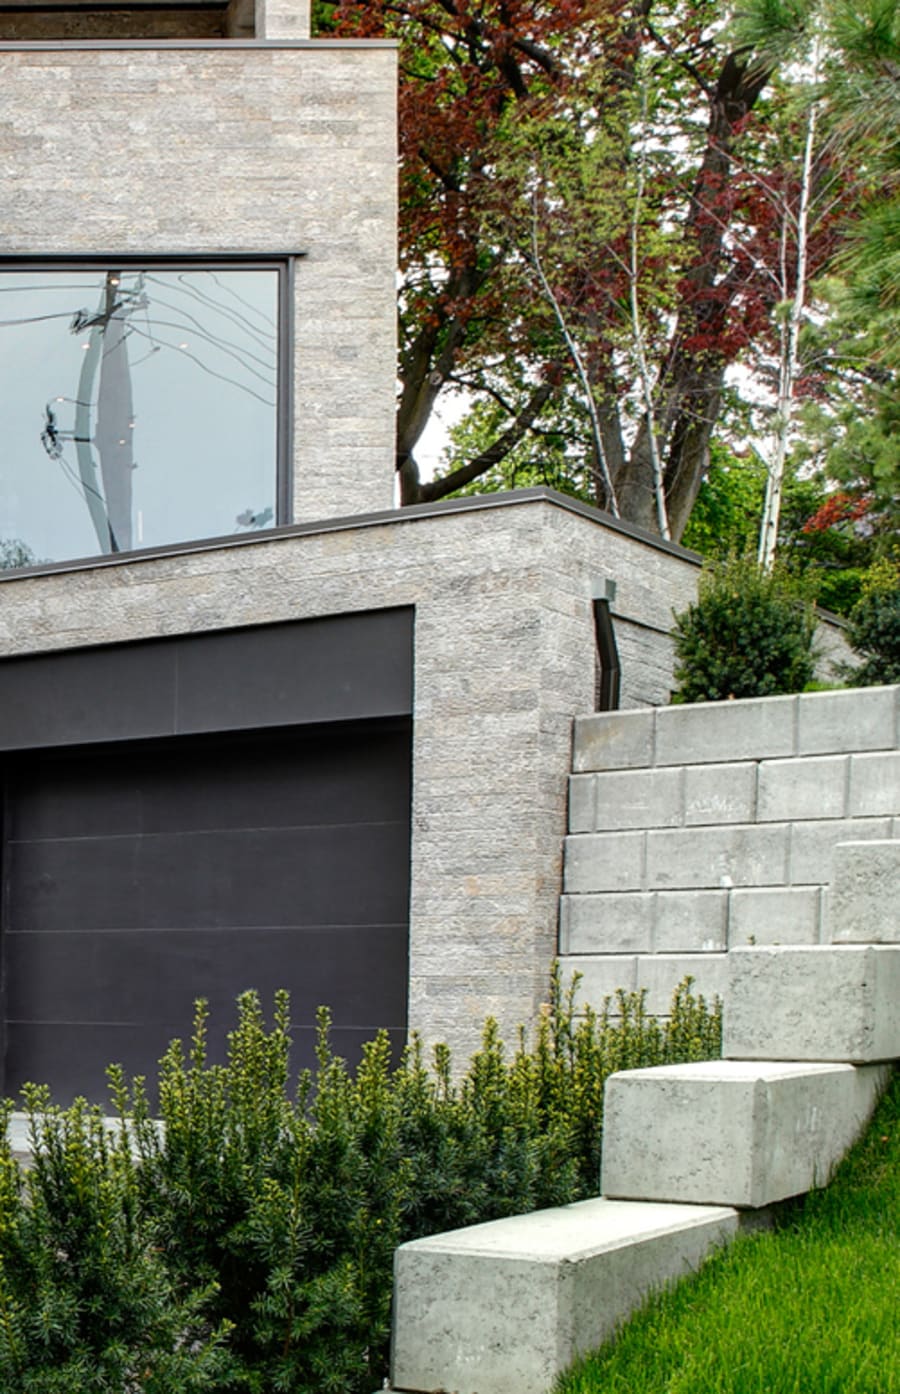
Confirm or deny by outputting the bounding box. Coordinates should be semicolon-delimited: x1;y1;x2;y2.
0;252;296;568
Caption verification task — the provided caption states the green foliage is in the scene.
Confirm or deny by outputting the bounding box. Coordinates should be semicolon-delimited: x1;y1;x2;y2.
122;976;720;1392
557;1065;900;1394
3;976;721;1393
681;444;767;561
672;554;818;702
682;442;883;617
0;1093;229;1394
843;559;900;686
0;539;40;570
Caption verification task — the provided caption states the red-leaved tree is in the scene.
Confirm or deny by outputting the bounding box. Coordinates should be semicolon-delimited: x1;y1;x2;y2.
316;0;854;540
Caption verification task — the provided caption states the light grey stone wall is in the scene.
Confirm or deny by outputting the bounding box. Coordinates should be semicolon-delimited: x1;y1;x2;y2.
256;0;310;39
0;491;699;1063
562;685;900;1016
815;609;855;681
0;38;397;521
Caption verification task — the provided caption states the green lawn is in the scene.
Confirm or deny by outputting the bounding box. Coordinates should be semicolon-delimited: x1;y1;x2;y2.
557;1068;899;1394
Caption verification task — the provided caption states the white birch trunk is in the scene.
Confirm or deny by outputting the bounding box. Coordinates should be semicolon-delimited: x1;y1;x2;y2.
758;88;819;570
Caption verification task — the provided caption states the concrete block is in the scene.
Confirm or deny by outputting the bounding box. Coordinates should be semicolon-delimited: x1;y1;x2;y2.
634;953;727;1014
849;751;900;818
725;944;900;1062
562;955;638;1010
788;817;893;885
655;695;796;767
391;1198;738;1394
564;832;644;893
647;824;789;890
568;774;596;833
592;766;682;831
829;840;900;943
684;762;757;826
797;685;899;755
572;710;655;773
728;886;822;946
559;893;654;954
654;890;728;952
601;1060;890;1208
757;755;848;823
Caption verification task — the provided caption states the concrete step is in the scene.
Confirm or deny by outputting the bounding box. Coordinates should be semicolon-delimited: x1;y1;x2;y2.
601;1060;891;1209
725;944;900;1062
390;1198;737;1394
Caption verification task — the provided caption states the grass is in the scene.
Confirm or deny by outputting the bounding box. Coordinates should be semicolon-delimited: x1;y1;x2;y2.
557;1067;900;1394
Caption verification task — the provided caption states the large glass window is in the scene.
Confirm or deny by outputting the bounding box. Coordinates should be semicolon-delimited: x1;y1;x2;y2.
0;262;284;569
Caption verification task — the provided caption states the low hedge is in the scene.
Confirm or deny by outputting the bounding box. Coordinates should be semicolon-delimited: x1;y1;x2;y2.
0;972;721;1393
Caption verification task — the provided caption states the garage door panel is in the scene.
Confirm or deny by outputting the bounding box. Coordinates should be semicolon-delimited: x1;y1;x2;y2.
134;735;412;836
10;765;145;843
11;730;411;842
7;821;410;934
6;923;409;1027
5;1022;408;1108
2;717;412;1104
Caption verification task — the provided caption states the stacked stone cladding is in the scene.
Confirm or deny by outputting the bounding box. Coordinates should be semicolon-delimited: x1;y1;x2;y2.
562;684;900;1014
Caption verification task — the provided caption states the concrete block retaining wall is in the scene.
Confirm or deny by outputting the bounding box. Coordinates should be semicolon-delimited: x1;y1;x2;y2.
561;685;900;1014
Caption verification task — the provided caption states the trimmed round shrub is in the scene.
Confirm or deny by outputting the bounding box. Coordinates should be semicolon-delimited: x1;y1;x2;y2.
844;559;900;686
672;554;818;703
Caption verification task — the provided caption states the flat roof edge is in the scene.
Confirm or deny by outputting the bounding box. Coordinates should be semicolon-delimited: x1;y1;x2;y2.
0;37;398;49
0;487;701;585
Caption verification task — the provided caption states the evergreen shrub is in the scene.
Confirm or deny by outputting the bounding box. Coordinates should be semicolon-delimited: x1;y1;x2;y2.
672;553;818;702
0;1090;230;1393
843;559;900;686
2;973;722;1394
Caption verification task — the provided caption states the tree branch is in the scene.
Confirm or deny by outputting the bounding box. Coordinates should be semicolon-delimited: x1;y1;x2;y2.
419;379;556;502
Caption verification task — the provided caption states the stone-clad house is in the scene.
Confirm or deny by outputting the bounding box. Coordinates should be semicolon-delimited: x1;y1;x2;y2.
0;0;700;1103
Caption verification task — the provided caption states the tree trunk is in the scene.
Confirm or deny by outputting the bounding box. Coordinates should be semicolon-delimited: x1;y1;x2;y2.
617;53;771;541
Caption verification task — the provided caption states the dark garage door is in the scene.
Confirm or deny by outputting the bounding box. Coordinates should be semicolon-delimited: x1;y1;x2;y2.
1;721;411;1104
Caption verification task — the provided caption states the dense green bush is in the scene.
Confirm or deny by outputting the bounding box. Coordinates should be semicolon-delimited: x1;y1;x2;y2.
2;974;722;1394
0;1091;230;1393
843;559;900;686
672;554;818;703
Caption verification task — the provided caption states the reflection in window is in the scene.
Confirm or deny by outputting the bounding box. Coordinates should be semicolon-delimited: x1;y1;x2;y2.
0;266;280;567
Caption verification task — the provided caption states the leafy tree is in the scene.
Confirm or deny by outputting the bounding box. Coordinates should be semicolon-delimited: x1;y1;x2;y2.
729;0;899;567
316;0;853;539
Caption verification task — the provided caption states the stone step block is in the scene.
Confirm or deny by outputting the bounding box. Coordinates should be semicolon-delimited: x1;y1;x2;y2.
829;840;900;943
757;755;849;823
390;1198;737;1394
601;1060;890;1209
647;822;789;891
849;750;900;818
725;944;900;1062
634;952;728;1015
797;684;898;755
788;816;893;885
572;710;655;773
655;694;796;766
728;885;823;947
564;831;644;893
559;893;654;955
